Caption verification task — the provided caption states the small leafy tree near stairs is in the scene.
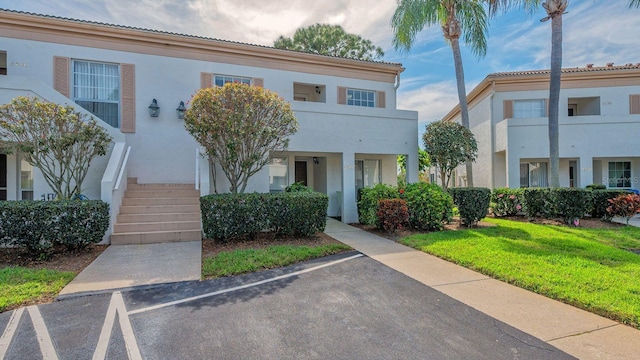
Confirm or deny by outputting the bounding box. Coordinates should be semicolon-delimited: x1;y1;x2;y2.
0;96;112;199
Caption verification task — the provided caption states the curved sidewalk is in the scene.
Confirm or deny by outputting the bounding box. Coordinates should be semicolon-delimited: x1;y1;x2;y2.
324;218;640;360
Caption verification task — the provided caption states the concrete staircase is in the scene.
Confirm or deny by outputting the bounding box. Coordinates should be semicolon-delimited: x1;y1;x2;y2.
110;179;202;245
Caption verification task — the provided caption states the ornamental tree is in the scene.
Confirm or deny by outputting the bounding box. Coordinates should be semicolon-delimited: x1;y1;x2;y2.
423;120;477;191
0;96;113;199
184;83;298;193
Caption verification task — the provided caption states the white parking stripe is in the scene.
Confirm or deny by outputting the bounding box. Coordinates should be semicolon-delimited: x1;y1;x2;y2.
27;306;58;360
0;308;24;359
128;253;363;315
93;292;142;360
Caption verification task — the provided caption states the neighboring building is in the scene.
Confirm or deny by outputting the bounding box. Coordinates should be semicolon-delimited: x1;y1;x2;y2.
440;63;640;191
0;9;419;233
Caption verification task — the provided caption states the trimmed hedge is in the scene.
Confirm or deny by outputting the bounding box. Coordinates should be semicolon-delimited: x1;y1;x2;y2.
586;184;607;190
376;198;409;232
590;189;627;220
553;188;592;224
490;188;524;217
0;200;109;253
523;188;554;218
200;192;328;240
402;182;453;231
358;184;399;225
449;187;491;227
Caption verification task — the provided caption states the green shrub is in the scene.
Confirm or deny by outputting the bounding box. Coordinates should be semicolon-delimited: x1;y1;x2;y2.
586;184;607;190
357;184;399;225
376;199;409;232
449;187;491;227
402;182;453;231
607;193;640;225
200;192;328;240
285;182;313;192
0;200;109;253
490;188;524;217
523;188;554;218
590;189;626;220
200;193;268;240
552;188;592;224
268;192;328;236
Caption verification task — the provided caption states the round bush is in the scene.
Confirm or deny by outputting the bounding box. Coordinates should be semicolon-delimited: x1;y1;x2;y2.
402;182;453;231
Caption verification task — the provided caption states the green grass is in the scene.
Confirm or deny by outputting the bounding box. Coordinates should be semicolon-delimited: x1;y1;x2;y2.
400;218;640;328
0;267;75;312
202;244;352;278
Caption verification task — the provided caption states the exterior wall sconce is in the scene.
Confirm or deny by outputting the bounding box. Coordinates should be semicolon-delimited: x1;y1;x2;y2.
176;101;186;119
313;157;319;165
315;86;321;94
148;99;160;117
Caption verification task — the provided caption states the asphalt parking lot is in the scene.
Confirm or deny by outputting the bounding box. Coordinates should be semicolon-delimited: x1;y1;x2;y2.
0;252;574;359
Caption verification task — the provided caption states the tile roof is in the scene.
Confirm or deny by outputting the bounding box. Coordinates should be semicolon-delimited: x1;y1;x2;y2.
0;8;401;66
489;63;640;78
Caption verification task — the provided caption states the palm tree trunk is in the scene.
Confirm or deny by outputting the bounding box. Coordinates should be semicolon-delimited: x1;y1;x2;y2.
450;38;474;187
548;14;562;188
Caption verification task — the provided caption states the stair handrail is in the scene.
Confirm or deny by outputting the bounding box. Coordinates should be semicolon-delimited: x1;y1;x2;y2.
195;147;200;191
114;146;132;191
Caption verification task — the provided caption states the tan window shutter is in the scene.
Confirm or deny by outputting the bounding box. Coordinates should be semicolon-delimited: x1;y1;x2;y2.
376;91;386;108
337;87;347;105
53;56;70;98
200;72;213;89
503;100;513;119
545;98;550;116
252;78;264;87
630;95;640;114
120;64;136;133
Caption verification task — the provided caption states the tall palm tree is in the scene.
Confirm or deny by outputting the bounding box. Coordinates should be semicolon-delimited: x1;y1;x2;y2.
631;0;640;8
392;0;500;188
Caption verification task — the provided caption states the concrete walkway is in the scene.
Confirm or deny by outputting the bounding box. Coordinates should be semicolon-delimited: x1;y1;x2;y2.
59;241;201;298
324;218;640;360
613;213;640;227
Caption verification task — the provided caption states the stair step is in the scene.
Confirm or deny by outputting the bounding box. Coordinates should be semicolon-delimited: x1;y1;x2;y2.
119;204;200;214
122;197;200;206
110;229;202;245
125;189;200;198
127;183;196;190
114;220;201;233
117;212;201;223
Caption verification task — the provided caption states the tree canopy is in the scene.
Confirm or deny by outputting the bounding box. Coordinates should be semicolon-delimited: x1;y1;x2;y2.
0;96;112;199
274;23;384;61
423;120;477;191
184;83;298;193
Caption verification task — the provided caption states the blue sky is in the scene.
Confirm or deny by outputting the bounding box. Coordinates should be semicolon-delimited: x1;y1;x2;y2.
1;0;639;132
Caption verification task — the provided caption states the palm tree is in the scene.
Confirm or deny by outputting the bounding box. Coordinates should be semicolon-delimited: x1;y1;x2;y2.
392;0;500;188
631;0;640;8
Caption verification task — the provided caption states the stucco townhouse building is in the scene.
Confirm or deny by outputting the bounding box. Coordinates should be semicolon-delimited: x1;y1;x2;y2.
0;9;419;243
440;63;640;192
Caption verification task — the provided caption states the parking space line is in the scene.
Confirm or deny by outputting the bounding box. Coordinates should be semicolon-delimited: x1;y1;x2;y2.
27;306;58;360
0;308;24;359
129;253;364;316
93;292;142;360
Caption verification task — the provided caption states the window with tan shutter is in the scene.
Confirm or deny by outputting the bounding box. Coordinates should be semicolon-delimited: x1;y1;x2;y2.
214;75;251;86
376;91;386;108
200;72;213;89
120;64;135;133
346;88;376;107
72;60;120;128
53;56;70;97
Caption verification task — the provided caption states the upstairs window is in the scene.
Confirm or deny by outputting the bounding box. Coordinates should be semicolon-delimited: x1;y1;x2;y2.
214;75;251;87
347;89;376;107
513;99;546;118
73;60;120;128
0;51;6;75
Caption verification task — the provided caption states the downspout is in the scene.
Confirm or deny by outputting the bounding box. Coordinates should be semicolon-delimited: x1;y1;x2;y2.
394;70;401;90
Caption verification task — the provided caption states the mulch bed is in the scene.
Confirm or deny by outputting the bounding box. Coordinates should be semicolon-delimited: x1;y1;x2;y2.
0;244;107;274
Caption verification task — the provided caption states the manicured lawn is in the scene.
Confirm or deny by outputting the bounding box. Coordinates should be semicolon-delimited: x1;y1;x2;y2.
0;267;75;312
202;244;352;278
400;218;640;328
